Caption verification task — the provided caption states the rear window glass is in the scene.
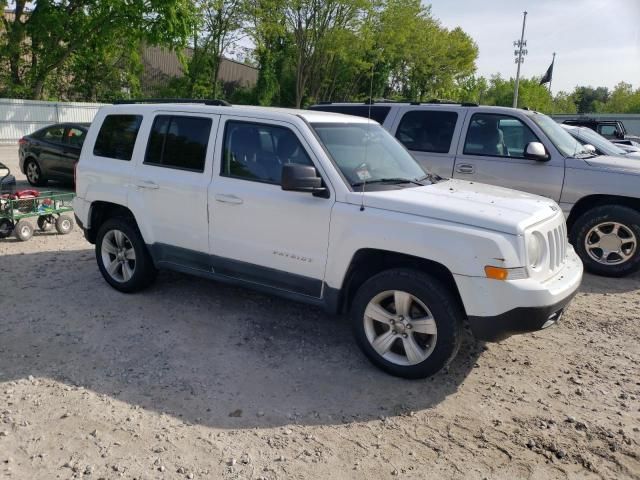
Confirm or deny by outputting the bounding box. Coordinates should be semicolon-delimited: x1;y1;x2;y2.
93;115;142;161
396;110;458;153
145;115;212;172
309;105;391;124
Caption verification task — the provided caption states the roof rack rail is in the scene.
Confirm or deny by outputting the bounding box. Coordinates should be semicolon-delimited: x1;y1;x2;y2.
461;102;479;107
113;98;231;106
363;98;398;105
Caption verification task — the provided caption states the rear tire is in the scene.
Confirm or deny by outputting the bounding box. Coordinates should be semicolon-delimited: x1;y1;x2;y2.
25;159;47;187
95;217;157;293
350;268;462;379
37;215;54;232
570;205;640;277
55;214;73;234
14;220;34;241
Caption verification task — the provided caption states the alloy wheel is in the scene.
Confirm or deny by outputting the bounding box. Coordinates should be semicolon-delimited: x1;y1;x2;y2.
101;229;137;282
585;222;637;265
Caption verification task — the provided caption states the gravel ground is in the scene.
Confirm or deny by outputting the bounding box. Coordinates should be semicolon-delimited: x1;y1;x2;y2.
0;145;638;479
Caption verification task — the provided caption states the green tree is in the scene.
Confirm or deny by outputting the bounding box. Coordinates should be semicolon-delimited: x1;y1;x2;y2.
0;0;194;99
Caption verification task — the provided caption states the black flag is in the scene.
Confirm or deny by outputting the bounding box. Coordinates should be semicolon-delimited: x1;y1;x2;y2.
540;61;554;85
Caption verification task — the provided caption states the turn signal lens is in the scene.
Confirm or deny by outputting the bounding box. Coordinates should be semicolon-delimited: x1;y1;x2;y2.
484;266;509;280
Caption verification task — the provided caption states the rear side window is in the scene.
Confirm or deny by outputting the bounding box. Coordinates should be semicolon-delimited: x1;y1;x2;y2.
93;115;142;161
144;115;212;172
41;126;65;143
309;105;391;124
396;110;458;153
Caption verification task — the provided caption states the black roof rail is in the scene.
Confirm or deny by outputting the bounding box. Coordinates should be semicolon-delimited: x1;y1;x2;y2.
113;98;231;106
461;102;478;107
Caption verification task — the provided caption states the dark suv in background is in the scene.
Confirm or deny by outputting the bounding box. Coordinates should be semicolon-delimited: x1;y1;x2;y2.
561;118;640;147
18;122;90;186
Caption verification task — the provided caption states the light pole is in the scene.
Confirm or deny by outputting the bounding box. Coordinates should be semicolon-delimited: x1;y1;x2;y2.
513;11;528;108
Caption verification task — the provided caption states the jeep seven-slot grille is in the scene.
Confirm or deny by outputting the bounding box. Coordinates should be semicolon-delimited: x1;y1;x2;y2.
547;222;567;271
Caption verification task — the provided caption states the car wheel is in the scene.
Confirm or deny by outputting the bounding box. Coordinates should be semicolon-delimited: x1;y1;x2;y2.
350;268;462;379
570;205;640;277
25;159;47;187
55;214;74;234
0;219;13;238
14;219;34;241
37;215;54;231
95;218;157;293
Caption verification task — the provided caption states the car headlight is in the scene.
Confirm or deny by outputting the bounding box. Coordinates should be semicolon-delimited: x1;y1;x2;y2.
527;232;544;268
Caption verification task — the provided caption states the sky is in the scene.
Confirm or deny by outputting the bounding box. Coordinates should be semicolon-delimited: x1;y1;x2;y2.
428;0;640;93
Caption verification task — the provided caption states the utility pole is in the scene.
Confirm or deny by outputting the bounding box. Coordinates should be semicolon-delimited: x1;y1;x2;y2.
512;11;528;108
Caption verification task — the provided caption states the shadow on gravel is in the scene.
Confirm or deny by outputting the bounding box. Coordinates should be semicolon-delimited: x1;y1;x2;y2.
0;249;482;429
579;270;640;294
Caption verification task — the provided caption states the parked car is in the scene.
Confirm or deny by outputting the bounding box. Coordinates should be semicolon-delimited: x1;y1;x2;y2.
0;161;16;194
562;124;640;159
561;118;640;147
74;101;582;379
310;102;640;277
19;122;90;186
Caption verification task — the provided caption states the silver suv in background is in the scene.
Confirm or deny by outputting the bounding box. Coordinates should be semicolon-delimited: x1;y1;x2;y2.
310;102;640;277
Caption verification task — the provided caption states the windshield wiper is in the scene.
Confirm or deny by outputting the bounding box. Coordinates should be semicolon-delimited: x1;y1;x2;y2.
351;177;426;187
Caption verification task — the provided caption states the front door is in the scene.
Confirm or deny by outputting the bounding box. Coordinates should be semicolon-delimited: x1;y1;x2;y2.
208;117;333;298
453;112;564;201
131;112;219;256
59;126;86;179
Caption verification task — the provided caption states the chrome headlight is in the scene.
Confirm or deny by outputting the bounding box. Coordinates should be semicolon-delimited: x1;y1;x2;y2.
527;232;545;268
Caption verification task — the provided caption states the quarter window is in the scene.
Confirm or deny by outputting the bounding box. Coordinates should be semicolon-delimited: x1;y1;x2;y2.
93;115;142;161
222;121;313;184
144;115;212;172
598;124;617;137
395;110;458;153
464;113;539;158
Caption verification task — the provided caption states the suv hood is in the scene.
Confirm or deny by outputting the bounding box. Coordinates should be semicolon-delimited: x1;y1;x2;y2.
584;154;640;173
347;179;559;235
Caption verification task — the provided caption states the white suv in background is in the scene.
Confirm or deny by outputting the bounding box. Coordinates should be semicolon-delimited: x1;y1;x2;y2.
74;101;582;379
310;102;640;277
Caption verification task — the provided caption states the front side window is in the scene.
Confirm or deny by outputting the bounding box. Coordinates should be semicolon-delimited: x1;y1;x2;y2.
145;115;212;172
93;115;142;161
42;126;65;143
311;122;428;187
65;127;85;147
464;113;539;158
598;124;617;137
222;121;313;184
396;110;458;153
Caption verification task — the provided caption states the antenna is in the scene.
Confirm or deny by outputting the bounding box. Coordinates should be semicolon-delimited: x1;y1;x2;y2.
360;56;376;212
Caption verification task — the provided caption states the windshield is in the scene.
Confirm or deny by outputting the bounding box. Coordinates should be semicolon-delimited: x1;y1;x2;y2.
572;127;627;156
530;113;590;157
311;122;429;187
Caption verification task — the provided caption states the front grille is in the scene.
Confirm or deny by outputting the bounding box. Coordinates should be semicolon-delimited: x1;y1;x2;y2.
547;221;567;271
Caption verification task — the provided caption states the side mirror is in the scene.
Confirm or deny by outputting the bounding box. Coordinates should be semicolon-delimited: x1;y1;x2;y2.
583;144;596;154
281;164;327;196
524;141;550;161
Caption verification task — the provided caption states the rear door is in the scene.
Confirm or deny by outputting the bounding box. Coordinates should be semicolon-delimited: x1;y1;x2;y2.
452;111;564;201
38;125;67;178
130;112;219;256
389;107;463;178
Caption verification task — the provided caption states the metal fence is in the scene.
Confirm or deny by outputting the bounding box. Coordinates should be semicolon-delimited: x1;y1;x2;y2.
0;99;103;144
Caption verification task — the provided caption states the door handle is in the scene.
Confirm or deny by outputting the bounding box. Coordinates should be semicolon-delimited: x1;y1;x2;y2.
136;180;159;190
456;164;475;174
215;194;243;205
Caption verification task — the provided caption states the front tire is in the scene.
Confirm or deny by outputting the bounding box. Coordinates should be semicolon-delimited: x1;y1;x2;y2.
95;218;157;293
350;268;462;379
55;214;74;234
25;159;47;187
570;205;640;277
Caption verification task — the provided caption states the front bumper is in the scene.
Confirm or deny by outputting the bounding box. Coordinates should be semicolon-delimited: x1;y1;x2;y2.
454;246;583;342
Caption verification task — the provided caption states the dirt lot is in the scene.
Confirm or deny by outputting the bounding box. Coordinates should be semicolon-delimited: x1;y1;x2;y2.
0;145;638;479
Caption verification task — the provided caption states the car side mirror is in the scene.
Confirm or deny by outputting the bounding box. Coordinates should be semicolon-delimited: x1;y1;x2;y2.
524;141;550;161
281;164;328;197
583;144;596;154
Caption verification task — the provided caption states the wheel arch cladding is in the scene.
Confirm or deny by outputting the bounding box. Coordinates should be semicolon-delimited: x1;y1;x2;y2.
568;194;640;232
88;202;138;244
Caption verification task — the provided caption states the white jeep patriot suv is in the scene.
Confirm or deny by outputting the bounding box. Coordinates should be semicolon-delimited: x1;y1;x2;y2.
74;101;583;379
